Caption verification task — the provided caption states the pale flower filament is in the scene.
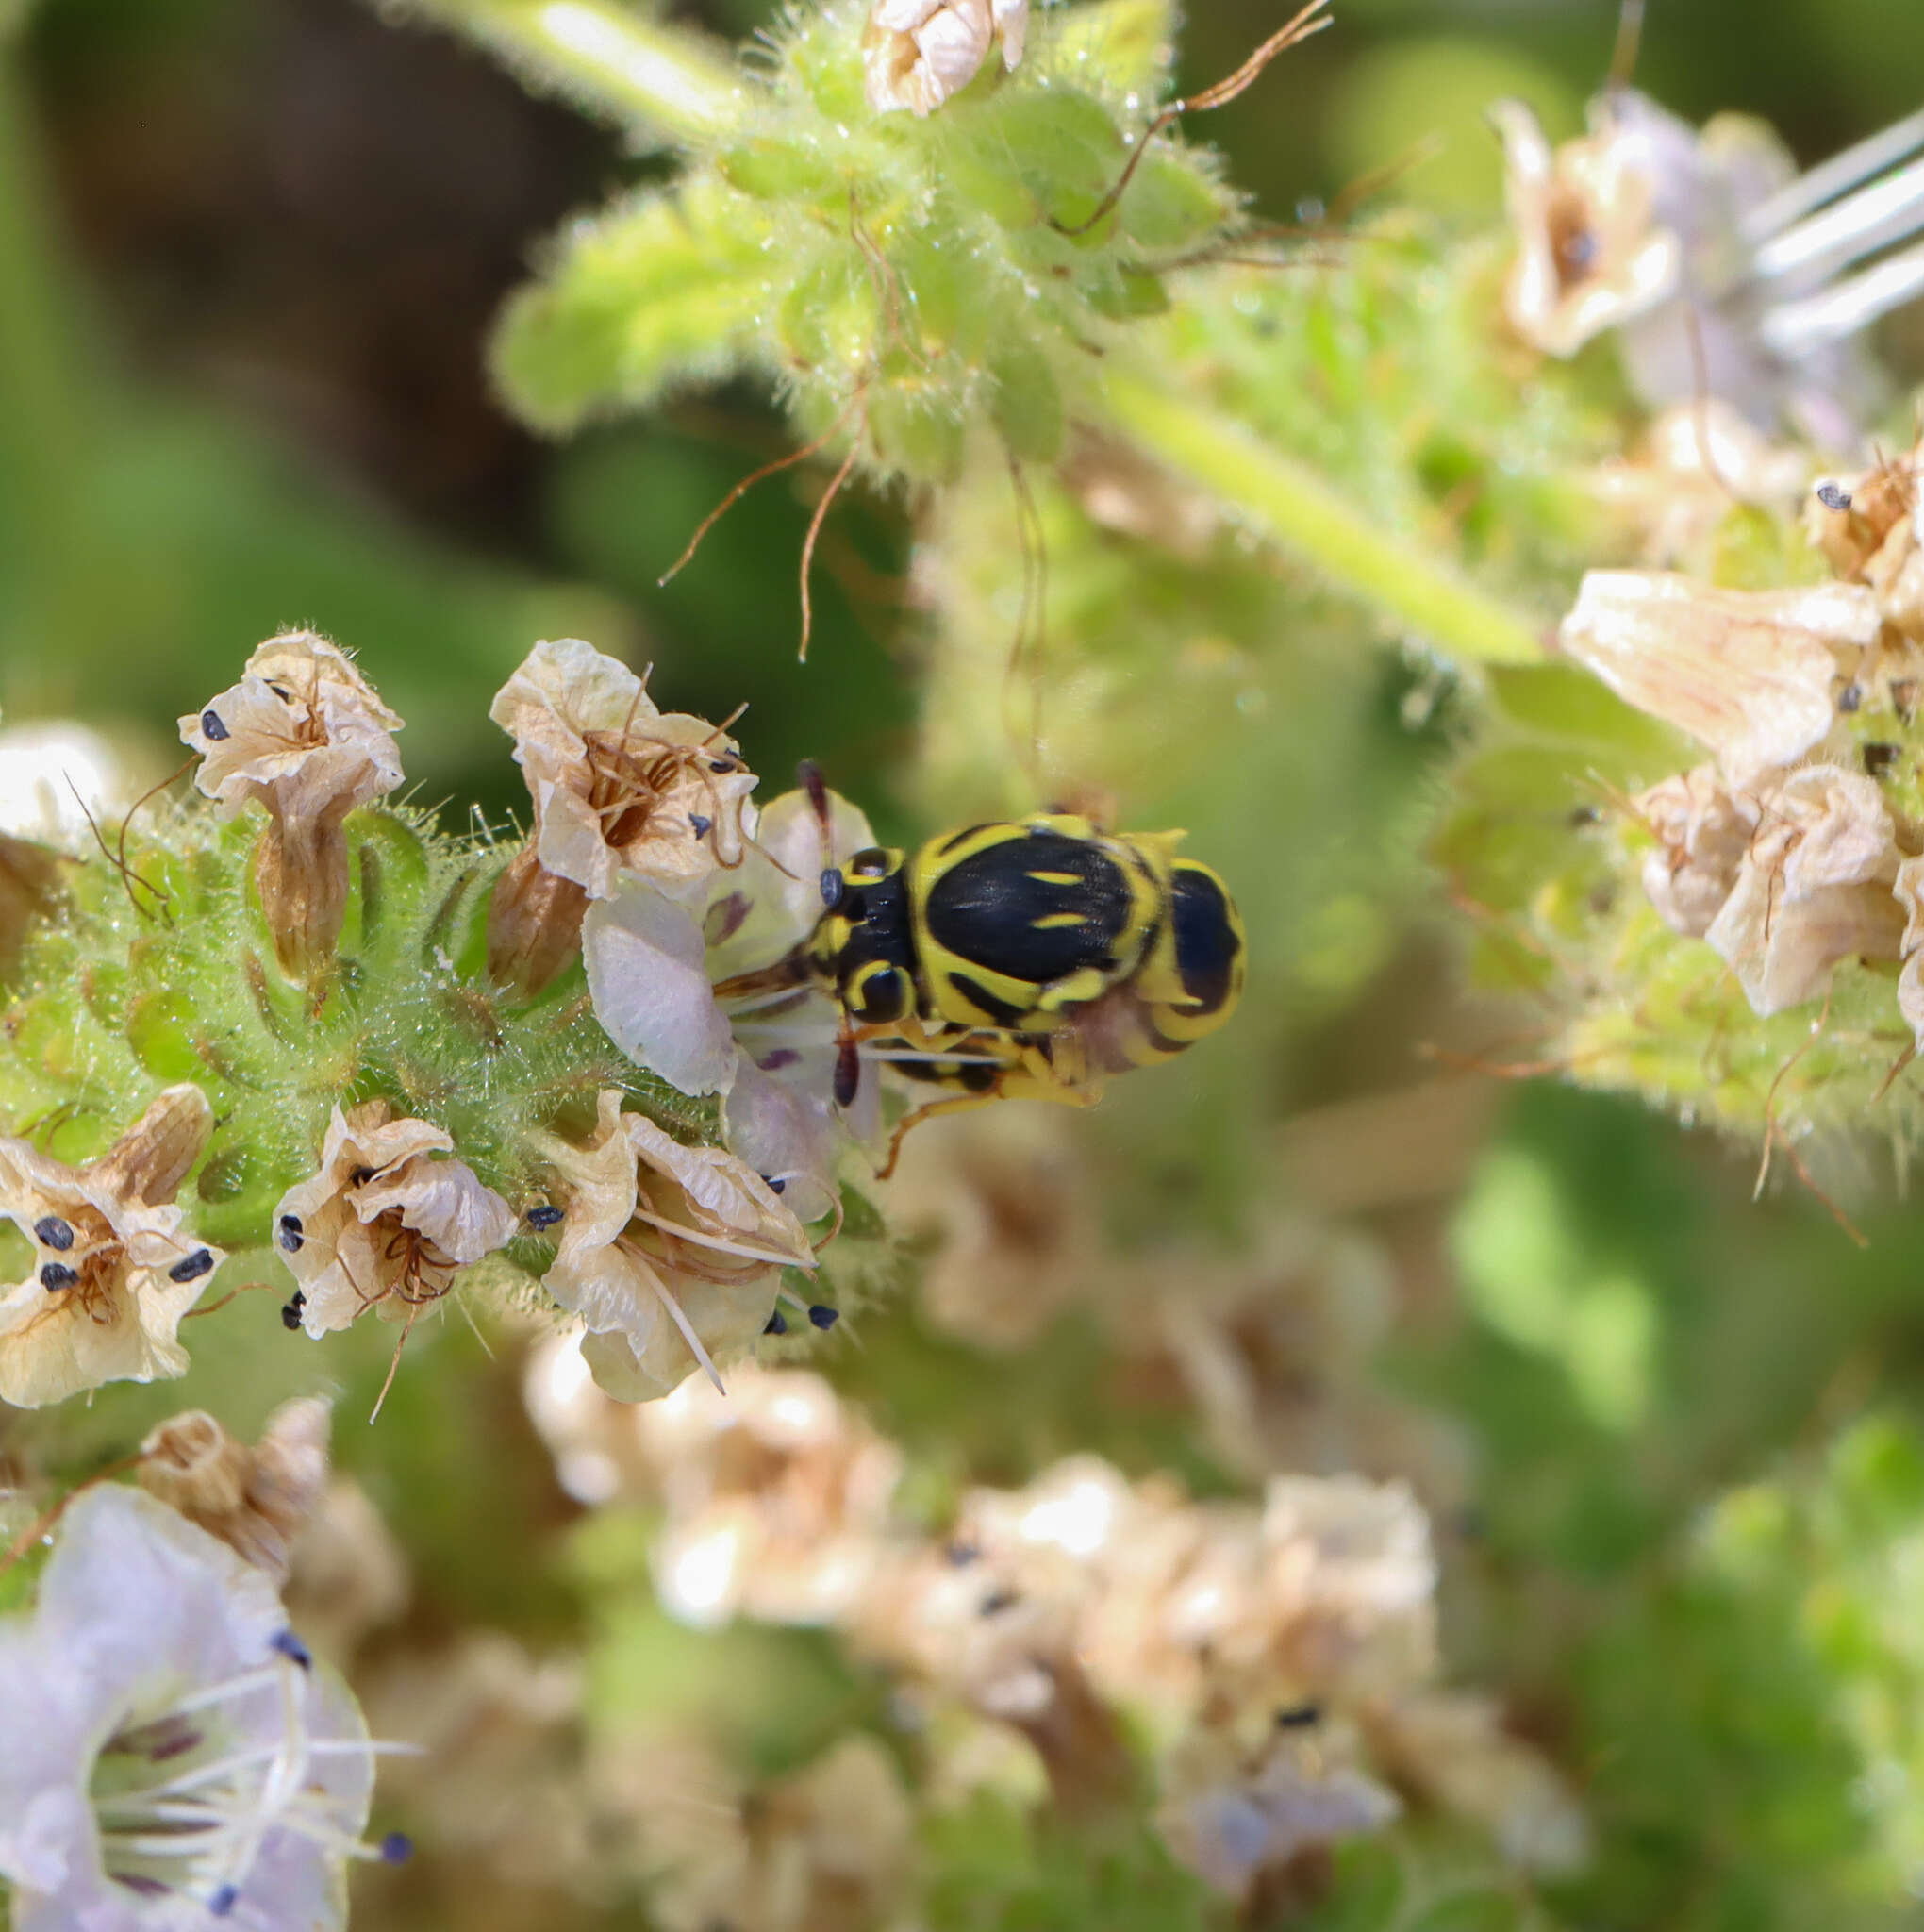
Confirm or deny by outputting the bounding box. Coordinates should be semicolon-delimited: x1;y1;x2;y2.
87;1641;405;1916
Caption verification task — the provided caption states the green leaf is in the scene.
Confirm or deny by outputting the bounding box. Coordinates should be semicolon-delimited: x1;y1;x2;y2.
491;177;775;434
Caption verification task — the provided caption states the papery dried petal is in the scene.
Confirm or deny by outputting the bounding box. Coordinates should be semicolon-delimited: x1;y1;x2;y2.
537;1091;810;1404
0;1085;221;1407
182;633;405;977
182;634;403;817
489;638;755;906
1806;449;1918;582
584;879;738;1096
580;1286;779;1404
276;1102;517;1336
1559;570;1875;782
1635;766;1761;939
1704;764;1904;1015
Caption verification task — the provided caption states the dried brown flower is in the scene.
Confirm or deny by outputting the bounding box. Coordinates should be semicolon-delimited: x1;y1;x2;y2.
1589;403;1809;568
636;1364;902;1628
283;1477;413;1663
1635;766;1762;941
274;1101;518;1336
1493;98;1681;358
537;1091;814;1403
600;1730;912;1932
138;1396;331;1582
1702;763;1905;1015
1807;446;1924;644
0;1085;221;1407
885;1108;1099;1346
180;633;405;978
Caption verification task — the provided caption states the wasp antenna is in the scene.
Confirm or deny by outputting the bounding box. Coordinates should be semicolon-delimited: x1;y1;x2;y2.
1606;0;1647;92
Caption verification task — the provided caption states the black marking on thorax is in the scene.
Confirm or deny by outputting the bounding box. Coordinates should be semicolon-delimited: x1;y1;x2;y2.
830;870;922;996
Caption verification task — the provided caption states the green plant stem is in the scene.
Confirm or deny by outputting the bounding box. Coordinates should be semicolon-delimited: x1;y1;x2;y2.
1102;371;1549;667
398;0;744;144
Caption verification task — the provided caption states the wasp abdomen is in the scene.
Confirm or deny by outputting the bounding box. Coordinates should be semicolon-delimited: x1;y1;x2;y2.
920;830;1133;988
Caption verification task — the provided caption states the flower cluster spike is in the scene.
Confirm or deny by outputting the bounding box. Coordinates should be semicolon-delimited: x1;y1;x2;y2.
0;630;885;1410
490;0;1236;491
1438;434;1924;1156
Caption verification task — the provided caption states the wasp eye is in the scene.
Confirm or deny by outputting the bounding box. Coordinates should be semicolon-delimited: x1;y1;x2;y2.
820;869;846;910
848;847;891;880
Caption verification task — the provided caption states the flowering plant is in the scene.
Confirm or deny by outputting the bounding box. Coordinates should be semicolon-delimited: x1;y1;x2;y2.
7;1;1924;1929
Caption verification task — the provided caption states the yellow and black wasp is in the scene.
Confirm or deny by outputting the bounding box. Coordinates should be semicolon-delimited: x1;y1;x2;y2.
721;765;1246;1173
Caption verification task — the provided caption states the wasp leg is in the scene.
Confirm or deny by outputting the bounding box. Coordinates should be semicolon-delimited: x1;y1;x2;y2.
875;1072;1103;1181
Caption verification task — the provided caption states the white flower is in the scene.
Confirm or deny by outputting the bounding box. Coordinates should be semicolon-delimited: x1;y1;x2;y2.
602;1731;912;1932
535;1091;816;1403
489;639;755;906
179;633;405;977
0;1085;223;1408
0;1485;398;1930
864;0;1027;117
584;782;882;1218
274;1102;518;1338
